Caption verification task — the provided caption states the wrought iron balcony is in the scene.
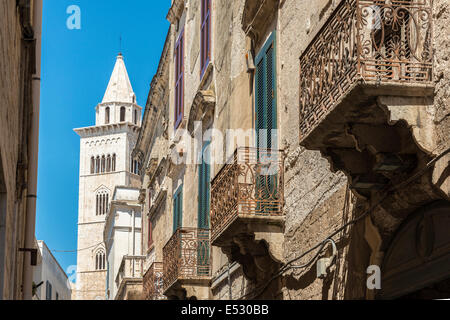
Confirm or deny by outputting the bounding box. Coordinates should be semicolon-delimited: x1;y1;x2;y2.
210;147;285;242
299;0;433;142
162;228;211;294
143;262;166;300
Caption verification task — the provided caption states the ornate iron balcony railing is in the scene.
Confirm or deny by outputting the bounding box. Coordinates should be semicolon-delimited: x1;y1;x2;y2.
299;0;433;140
143;262;166;300
210;147;285;241
162;228;211;292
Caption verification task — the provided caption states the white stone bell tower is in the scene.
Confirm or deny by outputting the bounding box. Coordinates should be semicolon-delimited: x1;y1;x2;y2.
73;54;142;300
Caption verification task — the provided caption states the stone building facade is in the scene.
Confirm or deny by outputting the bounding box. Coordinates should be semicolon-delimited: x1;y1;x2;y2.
136;0;450;300
32;240;72;300
104;186;143;300
0;0;42;300
73;54;142;300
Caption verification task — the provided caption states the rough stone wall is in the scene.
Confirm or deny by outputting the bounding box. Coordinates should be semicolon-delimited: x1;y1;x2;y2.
0;0;33;300
276;0;353;300
212;264;255;300
434;0;450;155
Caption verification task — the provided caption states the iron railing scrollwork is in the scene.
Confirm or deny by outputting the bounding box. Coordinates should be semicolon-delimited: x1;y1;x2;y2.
299;0;433;139
162;228;211;292
210;147;285;241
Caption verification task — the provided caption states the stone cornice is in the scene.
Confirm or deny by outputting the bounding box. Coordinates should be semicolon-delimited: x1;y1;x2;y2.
74;122;140;138
167;0;185;24
242;0;280;44
187;89;216;135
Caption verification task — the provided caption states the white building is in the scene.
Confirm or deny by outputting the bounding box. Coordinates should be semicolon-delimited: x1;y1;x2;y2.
73;53;142;300
104;186;142;300
33;240;71;300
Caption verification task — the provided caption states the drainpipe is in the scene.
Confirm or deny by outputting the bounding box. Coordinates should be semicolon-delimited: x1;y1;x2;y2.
131;209;135;276
23;0;42;300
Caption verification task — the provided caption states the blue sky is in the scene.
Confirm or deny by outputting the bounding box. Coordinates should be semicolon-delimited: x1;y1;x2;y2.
36;0;170;280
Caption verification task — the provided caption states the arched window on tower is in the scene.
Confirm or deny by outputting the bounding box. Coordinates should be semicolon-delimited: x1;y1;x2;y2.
95;250;106;270
90;157;95;174
120;107;126;122
106;155;111;172
105;107;110;124
112;154;116;172
133;109;137;125
96;191;109;216
101;155;106;173
95;156;100;174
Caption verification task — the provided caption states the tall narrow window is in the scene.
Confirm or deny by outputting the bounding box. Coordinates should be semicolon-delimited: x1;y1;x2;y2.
148;218;153;248
174;31;184;129
112;154;116;172
95;250;106;270
101;155;106;173
173;186;183;233
133;109;137;125
96;194;99;216
120;107;126;122
255;32;278;209
95;156;100;174
201;0;211;77
255;32;277;150
198;141;211;229
90;157;95;174
96;192;109;216
106;155;111;172
105;107;110;124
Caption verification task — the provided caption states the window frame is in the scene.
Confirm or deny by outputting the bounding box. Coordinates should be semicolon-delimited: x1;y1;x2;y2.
174;30;185;130
198;141;211;229
172;185;183;233
254;31;278;151
200;0;212;78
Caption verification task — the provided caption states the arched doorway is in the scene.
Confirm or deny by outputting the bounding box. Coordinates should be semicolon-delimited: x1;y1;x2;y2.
380;201;450;299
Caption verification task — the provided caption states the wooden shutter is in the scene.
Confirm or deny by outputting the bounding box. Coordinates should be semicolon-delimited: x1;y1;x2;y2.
255;32;277;150
197;142;211;276
173;186;183;233
198;141;210;229
255;33;278;213
201;0;211;76
175;31;184;129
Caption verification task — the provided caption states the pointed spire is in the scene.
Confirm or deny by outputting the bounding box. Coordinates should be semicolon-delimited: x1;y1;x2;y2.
102;54;136;104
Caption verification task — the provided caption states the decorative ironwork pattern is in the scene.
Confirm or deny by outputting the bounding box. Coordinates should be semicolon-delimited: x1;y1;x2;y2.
299;0;433;139
210;147;285;241
163;228;211;292
143;262;166;300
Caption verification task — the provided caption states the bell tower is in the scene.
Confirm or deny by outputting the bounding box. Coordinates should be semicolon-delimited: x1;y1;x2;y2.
73;54;142;300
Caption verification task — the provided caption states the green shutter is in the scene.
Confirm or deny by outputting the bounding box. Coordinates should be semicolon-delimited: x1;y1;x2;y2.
255;32;278;213
198;141;210;229
173;186;183;233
